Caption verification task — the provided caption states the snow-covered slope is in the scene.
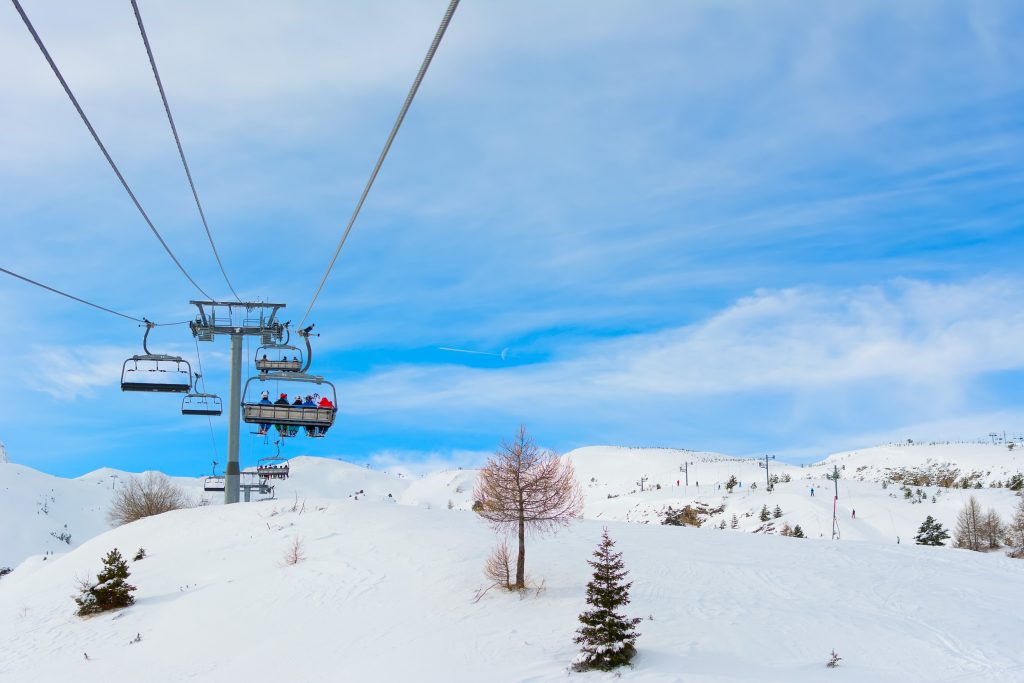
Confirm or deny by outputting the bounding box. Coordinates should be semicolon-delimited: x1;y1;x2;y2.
2;496;1023;682
4;443;1022;573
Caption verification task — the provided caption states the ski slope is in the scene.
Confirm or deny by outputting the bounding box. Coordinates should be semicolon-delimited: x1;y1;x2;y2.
2;492;1023;682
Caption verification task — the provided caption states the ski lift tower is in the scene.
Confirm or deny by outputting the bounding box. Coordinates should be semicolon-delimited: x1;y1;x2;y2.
190;300;286;504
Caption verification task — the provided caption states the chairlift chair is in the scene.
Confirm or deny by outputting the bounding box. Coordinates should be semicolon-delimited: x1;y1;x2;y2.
203;476;225;492
181;392;223;416
254;325;304;373
121;322;192;393
241;372;338;436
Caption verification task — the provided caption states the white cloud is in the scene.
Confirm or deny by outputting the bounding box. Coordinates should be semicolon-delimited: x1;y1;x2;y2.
337;277;1024;417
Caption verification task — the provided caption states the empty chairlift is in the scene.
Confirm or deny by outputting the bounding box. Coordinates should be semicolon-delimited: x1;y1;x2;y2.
181;392;223;416
121;322;192;393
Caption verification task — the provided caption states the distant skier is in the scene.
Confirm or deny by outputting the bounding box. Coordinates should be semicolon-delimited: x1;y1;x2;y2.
851;509;856;519
810;487;815;497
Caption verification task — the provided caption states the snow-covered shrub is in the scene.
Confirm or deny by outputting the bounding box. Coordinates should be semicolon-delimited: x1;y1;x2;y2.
0;567;12;580
573;529;641;672
483;539;513;590
914;516;949;546
826;650;842;668
283;537;306;566
133;548;147;561
74;548;136;616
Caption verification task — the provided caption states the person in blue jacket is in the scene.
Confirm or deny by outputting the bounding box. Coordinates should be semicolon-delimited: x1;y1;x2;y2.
257;390;272;435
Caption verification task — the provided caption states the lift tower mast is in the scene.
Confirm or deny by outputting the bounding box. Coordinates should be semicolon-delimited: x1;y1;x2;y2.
190;301;285;504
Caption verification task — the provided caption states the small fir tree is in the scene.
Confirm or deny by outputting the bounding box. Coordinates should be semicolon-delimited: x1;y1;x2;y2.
730;514;739;529
573;529;642;672
772;505;782;519
759;505;771;522
914;516;949;546
792;525;806;538
74;548;136;616
725;475;738;493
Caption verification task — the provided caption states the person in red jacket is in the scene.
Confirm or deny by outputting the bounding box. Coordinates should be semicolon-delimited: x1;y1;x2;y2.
317;395;334;436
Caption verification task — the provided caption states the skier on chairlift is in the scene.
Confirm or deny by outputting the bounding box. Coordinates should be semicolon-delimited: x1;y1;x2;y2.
288;395;303;437
274;393;290;436
302;394;318;436
257;390;272;435
316;394;334;436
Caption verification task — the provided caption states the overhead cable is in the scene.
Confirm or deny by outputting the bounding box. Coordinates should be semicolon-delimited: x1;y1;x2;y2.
298;0;461;328
131;0;242;302
0;266;188;325
11;0;214;300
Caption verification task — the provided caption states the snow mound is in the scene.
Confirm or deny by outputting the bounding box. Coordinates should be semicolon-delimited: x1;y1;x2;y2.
2;497;1023;682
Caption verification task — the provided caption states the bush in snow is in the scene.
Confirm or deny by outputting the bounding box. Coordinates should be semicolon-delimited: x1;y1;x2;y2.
108;472;192;527
0;567;12;580
914;516;949;546
74;548;136;616
1007;473;1023;492
779;523;792;537
133;548;147;561
283;537;306;566
826;650;842;668
572;528;641;672
730;514;739;529
725;475;738;493
483;539;513;590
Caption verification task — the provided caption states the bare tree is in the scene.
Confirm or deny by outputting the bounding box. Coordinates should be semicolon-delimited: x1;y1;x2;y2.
1006;497;1024;559
108;472;192;527
981;508;1004;550
954;496;984;551
474;426;583;589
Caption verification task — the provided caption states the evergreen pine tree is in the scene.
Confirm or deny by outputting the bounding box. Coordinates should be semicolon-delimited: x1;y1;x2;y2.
74;548;136;616
772;505;782;519
792;525;805;538
914;515;950;546
725;475;738;493
573;528;642;672
730;514;739;529
759;505;770;522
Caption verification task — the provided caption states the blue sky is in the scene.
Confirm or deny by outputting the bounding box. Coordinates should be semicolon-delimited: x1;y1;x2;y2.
2;0;1023;477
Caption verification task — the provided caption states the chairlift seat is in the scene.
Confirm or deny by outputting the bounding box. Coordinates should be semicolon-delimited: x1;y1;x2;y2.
121;354;192;393
255;358;303;373
204;476;225;492
182;393;223;416
244;404;336;428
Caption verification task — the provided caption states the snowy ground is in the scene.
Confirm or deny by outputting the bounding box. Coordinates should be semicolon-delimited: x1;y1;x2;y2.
2;443;1022;682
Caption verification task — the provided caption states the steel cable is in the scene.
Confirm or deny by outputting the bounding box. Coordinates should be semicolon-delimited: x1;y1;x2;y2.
11;0;213;300
131;0;242;302
298;0;460;328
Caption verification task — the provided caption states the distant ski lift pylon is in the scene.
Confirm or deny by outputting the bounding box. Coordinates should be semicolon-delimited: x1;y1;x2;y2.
121;321;192;393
